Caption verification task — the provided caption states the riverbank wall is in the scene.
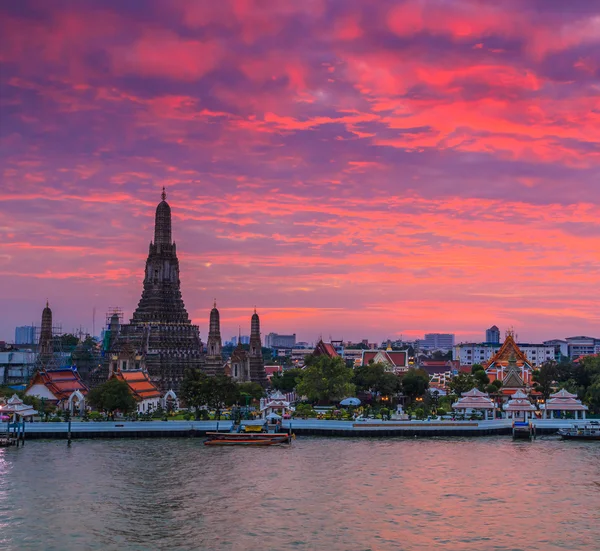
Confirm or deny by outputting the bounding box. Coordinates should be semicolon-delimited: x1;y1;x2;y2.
7;419;585;440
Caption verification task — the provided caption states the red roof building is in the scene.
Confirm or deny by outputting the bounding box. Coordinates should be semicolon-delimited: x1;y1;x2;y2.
361;350;409;373
112;370;162;413
313;340;339;359
25;367;88;409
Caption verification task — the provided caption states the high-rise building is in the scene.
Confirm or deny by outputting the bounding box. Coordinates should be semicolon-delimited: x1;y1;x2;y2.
101;189;204;391
15;326;35;345
264;333;296;348
485;325;500;344
420;333;455;350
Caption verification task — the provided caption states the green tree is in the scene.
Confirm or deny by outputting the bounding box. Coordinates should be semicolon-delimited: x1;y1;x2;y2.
296;356;355;403
400;368;430;400
584;374;600;414
448;372;478;396
180;370;239;419
237;381;265;403
205;375;239;419
271;368;303;393
180;369;209;416
87;378;137;415
471;364;485;374
532;360;558;402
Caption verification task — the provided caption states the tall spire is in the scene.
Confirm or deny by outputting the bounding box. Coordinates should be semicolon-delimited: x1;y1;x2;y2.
251;309;260;337
154;187;172;246
39;300;53;361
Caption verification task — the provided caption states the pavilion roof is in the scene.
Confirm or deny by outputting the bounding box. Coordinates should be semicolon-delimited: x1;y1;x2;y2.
504;390;536;411
549;388;577;399
452;388;494;410
113;370;161;400
0;394;38;417
546;389;588;410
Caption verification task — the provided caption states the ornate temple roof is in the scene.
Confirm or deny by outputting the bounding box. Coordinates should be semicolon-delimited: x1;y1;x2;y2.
113;370;161;400
362;350;408;370
313;340;339;358
484;333;531;368
26;367;88;402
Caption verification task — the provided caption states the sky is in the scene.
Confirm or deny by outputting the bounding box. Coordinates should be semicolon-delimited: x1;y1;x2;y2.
1;0;599;345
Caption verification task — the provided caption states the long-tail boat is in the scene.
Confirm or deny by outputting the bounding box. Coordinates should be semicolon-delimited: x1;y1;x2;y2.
204;431;293;446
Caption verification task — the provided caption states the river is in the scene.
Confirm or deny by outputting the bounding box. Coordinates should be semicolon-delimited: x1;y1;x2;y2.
1;436;598;551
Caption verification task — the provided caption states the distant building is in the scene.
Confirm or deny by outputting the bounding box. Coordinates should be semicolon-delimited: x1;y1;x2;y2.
485;325;500;344
564;336;600;360
543;339;569;362
231;335;250;346
420;333;455;351
0;350;36;385
264;333;296;349
15;326;36;345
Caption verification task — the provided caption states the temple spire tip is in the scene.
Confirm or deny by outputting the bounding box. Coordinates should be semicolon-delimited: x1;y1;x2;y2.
161;186;166;202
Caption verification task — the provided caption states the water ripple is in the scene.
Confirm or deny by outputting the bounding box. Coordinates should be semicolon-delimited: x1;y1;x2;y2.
0;437;599;551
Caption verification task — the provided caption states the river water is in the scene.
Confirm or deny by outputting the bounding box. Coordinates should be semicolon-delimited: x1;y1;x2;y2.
0;437;599;551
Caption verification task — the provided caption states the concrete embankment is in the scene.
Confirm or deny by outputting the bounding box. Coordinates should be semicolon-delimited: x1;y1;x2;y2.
8;419;582;440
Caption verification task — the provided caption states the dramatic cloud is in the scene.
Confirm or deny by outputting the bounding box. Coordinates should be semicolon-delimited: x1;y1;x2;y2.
1;0;599;343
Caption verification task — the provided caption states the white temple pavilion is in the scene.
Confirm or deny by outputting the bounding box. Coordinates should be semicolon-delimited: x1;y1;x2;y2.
542;389;588;420
260;390;291;420
503;389;536;420
451;388;495;420
0;394;38;419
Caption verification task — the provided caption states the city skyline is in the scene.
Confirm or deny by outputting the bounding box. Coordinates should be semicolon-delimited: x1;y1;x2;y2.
1;1;600;343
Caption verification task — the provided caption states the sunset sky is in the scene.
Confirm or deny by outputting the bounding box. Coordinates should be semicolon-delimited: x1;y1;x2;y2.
1;0;599;344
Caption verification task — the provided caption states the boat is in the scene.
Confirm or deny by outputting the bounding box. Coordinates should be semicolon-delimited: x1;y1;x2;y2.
558;422;600;441
204;430;294;446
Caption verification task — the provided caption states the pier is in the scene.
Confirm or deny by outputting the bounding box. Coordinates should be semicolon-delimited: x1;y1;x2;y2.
3;419;589;440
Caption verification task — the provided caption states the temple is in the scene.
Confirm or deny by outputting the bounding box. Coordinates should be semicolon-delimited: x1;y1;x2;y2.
36;301;54;369
249;310;267;387
205;301;224;376
102;189;205;391
228;312;267;386
483;331;533;392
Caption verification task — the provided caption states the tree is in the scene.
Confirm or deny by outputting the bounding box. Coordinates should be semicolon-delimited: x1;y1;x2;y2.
237;382;265;403
532;360;558;402
448;372;478;396
271;368;303;393
400;368;430;400
205;375;239;419
87;378;137;415
180;369;210;415
296;356;355;403
180;370;239;419
471;364;485;374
